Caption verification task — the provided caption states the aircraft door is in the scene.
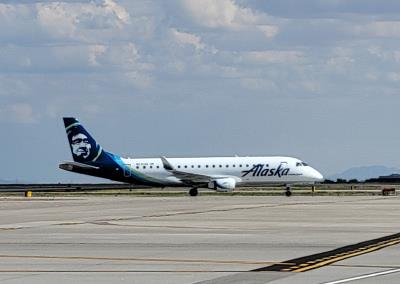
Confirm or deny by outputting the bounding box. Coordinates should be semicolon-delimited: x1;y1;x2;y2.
123;164;132;177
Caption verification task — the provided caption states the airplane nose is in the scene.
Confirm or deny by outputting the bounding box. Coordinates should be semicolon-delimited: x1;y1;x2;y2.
310;168;324;182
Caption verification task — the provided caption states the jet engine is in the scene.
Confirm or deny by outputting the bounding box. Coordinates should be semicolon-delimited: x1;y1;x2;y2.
208;178;236;192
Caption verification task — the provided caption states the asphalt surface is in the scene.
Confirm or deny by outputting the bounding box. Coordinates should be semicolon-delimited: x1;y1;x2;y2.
0;195;398;283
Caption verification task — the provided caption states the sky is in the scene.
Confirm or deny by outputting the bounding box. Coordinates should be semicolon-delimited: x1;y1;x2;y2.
1;0;400;182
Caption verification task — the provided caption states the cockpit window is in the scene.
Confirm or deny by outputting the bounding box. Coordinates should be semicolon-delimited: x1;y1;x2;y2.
302;162;308;166
296;162;302;167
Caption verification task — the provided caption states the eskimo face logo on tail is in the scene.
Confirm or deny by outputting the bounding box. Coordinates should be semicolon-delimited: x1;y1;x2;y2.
66;126;101;162
71;133;92;159
241;164;289;178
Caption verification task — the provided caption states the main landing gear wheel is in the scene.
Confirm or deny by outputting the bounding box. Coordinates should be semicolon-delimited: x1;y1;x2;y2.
285;186;292;197
189;188;198;197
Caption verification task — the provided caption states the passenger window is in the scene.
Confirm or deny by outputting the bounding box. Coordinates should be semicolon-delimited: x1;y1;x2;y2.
136;166;139;169
184;165;187;168
246;164;249;167
178;165;181;168
157;166;159;168
233;164;236;167
226;165;229;168
150;166;153;169
198;165;201;168
191;165;194;168
219;165;222;168
143;166;146;169
239;164;242;167
212;165;215;168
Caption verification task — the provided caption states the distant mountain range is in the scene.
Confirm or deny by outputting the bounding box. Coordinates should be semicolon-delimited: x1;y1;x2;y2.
0;179;32;184
328;165;400;181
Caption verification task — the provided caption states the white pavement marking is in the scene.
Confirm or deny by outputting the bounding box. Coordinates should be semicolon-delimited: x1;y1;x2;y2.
321;268;400;284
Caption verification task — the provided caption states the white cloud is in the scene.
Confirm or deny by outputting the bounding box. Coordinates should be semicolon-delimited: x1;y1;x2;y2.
36;1;130;40
243;50;304;64
0;103;37;124
88;44;107;66
327;56;354;68
0;46;33;71
0;1;153;85
103;0;130;26
393;51;400;63
353;21;400;38
387;72;400;81
36;2;77;39
367;47;400;63
103;42;154;73
124;71;153;89
180;0;279;38
240;77;277;92
171;29;205;50
302;81;320;93
258;25;279;38
82;104;102;115
0;3;31;23
365;72;378;81
181;0;254;29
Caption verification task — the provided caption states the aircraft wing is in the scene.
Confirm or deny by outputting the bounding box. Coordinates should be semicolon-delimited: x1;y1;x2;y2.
161;156;225;185
168;171;212;184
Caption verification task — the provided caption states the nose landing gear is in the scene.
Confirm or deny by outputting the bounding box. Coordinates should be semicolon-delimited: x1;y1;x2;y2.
285;185;292;197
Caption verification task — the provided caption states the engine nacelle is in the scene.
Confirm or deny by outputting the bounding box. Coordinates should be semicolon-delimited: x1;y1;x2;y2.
208;178;236;192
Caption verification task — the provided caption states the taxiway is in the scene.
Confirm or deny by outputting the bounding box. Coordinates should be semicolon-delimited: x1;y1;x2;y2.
0;195;398;283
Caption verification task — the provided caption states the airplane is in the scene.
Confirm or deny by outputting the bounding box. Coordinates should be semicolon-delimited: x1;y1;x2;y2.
59;117;324;196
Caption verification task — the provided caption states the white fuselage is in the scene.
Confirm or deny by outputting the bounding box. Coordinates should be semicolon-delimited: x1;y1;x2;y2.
61;118;324;192
120;156;323;187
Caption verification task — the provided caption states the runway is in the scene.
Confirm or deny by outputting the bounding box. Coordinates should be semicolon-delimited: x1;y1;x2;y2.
0;195;398;283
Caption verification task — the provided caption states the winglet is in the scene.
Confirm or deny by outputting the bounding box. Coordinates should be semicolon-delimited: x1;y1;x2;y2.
161;156;174;171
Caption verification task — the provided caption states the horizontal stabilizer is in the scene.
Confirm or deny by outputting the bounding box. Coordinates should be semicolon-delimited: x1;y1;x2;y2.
59;161;100;171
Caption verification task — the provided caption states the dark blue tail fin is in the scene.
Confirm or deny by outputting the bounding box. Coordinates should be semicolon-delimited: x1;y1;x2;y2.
63;117;104;164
